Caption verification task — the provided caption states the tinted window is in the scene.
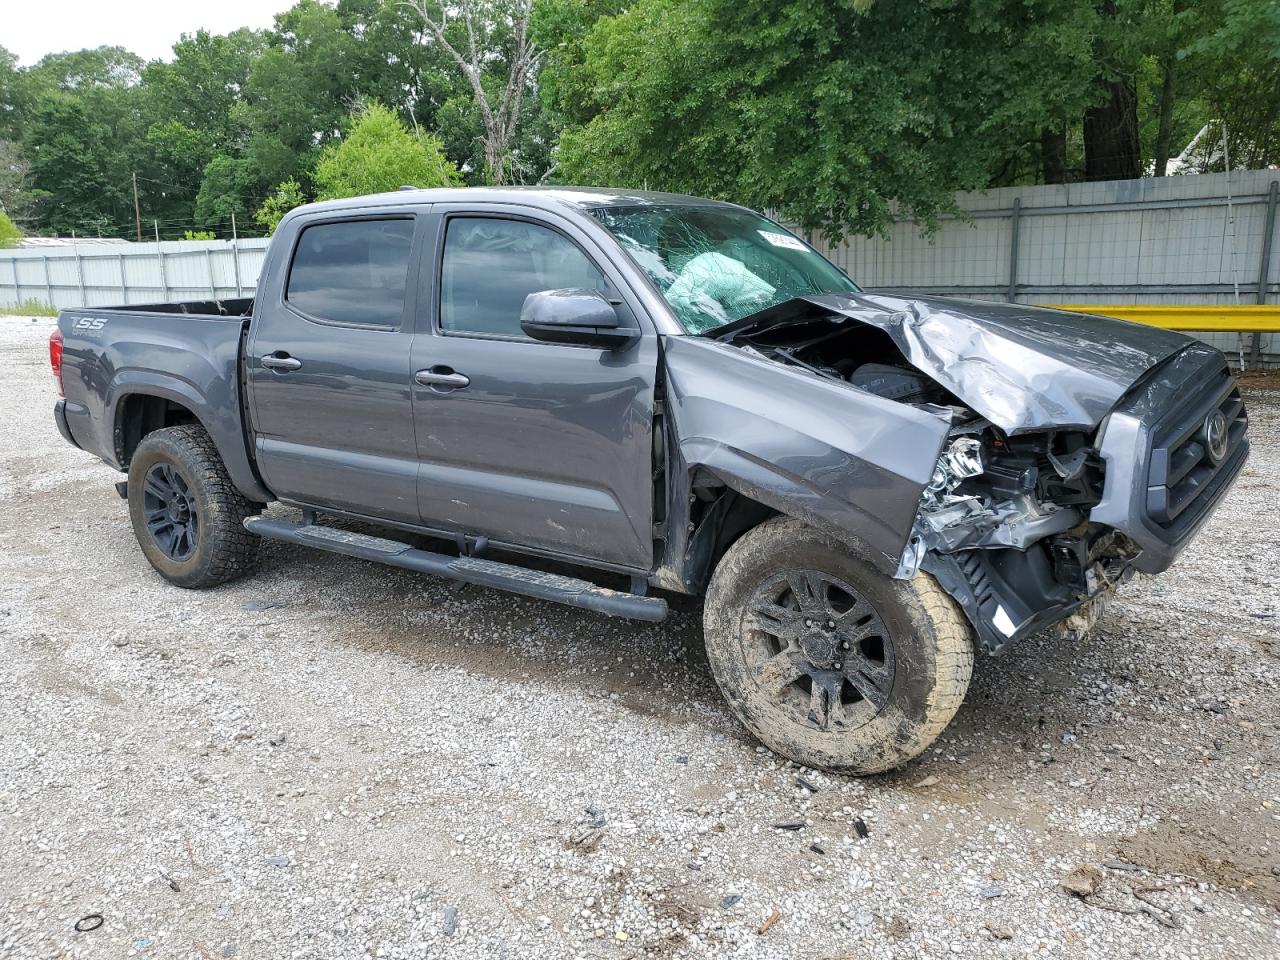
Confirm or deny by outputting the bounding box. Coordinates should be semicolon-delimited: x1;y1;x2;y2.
441;217;607;336
287;219;414;327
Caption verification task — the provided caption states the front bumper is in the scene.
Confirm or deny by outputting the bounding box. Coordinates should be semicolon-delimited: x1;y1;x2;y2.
927;343;1247;656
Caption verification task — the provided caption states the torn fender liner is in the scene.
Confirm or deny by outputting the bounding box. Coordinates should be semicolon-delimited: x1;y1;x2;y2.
804;294;1190;434
662;336;951;572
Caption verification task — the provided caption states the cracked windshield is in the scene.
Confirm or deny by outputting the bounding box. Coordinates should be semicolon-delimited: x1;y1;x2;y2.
590;205;859;333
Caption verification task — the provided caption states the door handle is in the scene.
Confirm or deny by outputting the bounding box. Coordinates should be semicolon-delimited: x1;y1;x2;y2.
415;368;470;389
261;353;302;371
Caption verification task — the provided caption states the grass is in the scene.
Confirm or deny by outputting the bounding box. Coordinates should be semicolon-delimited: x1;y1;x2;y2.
0;298;58;317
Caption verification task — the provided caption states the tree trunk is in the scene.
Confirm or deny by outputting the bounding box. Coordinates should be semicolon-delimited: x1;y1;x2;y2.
1084;80;1140;181
1153;60;1177;176
1040;127;1067;184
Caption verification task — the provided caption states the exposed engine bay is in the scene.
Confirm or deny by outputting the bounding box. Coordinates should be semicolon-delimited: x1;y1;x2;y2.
720;308;1144;654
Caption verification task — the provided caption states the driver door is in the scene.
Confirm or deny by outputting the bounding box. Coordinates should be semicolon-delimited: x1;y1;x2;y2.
410;206;659;571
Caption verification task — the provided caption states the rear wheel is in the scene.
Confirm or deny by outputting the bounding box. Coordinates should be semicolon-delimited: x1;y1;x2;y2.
703;517;973;774
127;425;260;588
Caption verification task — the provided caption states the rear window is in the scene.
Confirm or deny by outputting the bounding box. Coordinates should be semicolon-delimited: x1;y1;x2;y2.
286;219;414;327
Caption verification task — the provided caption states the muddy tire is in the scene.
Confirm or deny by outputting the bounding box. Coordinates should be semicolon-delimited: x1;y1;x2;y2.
127;424;260;589
703;516;973;774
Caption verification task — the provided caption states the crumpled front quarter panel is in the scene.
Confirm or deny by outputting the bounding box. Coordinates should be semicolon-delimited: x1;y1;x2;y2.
662;337;951;571
806;294;1191;433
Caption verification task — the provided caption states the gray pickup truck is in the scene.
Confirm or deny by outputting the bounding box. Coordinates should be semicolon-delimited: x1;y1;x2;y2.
50;187;1248;773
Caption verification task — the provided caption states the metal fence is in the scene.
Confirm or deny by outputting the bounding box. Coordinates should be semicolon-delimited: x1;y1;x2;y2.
0;238;270;309
809;169;1280;366
3;171;1278;364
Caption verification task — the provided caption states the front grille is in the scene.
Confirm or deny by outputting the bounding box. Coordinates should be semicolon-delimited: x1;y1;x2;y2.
1145;368;1248;532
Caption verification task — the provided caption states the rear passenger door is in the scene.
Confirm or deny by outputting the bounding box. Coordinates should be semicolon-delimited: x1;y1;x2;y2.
246;211;425;523
411;205;659;571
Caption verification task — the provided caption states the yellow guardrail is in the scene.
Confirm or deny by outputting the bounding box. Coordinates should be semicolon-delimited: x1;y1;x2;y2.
1050;304;1280;332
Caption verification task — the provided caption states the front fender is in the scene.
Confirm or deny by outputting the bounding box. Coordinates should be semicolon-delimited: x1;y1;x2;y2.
661;336;950;575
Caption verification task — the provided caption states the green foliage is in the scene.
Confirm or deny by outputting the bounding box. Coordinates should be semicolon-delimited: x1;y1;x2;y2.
0;298;57;316
0;209;21;247
1183;0;1280;169
313;101;461;198
558;1;1101;237
552;0;1245;238
194;155;259;229
0;0;1275;241
314;102;461;200
255;178;306;233
183;229;216;240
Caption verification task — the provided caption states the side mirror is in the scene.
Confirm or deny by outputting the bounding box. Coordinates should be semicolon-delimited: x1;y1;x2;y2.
520;288;639;349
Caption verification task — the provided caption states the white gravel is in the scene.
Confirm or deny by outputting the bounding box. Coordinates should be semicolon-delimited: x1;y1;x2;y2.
1;314;1278;959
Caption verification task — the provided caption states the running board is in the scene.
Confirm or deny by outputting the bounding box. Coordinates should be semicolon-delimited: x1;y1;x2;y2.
243;516;668;622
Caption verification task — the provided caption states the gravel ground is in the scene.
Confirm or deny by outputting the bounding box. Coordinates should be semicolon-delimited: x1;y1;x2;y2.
1;315;1278;960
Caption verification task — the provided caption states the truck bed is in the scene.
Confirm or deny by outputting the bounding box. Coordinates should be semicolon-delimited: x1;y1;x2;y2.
96;296;255;318
55;298;267;503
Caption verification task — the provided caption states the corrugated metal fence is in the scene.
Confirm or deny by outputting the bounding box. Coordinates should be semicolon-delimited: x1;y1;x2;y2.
3;170;1277;363
809;169;1280;365
0;238;270;309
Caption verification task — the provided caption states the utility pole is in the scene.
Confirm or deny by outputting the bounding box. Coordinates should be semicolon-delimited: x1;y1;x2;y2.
132;172;142;243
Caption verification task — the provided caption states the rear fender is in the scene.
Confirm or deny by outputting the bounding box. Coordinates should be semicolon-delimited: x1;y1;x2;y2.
108;372;269;503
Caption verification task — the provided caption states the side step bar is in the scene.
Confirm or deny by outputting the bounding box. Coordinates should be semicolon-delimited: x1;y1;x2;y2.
243;516;668;622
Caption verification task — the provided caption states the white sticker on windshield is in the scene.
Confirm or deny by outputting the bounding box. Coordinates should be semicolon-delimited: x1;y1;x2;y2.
757;229;808;251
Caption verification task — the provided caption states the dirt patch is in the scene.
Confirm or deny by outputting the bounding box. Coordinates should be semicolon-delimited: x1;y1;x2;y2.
1118;805;1280;909
1236;368;1280;391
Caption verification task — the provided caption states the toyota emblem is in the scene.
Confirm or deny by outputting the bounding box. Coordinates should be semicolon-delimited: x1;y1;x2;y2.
1204;409;1229;463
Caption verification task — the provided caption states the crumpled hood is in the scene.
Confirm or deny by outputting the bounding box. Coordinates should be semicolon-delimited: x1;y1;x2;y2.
804;293;1193;434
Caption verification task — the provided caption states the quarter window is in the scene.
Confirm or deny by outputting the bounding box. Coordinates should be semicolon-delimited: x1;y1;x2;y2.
287;219;414;327
441;217;608;337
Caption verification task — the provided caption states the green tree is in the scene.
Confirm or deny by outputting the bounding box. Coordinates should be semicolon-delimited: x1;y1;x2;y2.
0;209;20;247
141;28;267;227
313;102;460;200
26;96;134;235
20;47;146;236
554;0;1206;237
255;177;305;233
1184;0;1280;169
0;46;23;142
403;0;543;183
194;155;260;230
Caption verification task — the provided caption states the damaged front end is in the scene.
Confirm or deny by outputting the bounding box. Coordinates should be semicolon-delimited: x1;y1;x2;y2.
701;293;1248;655
899;426;1137;654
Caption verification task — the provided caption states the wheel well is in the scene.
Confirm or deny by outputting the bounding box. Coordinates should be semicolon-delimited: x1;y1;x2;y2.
115;394;200;467
682;475;778;592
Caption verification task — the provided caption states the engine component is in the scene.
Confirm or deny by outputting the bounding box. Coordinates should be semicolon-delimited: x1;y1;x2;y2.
848;363;933;402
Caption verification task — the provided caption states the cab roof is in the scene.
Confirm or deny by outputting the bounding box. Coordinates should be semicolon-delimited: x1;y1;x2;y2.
293;186;741;218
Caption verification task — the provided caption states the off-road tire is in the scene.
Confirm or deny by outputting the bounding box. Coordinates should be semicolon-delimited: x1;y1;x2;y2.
127;424;260;589
703;516;973;774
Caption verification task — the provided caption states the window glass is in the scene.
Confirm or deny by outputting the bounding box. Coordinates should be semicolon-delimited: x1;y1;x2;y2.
589;205;858;334
287;219;414;327
441;217;607;336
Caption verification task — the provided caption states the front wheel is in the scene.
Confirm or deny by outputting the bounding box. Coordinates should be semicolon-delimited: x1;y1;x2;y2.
127;424;260;589
703;517;973;774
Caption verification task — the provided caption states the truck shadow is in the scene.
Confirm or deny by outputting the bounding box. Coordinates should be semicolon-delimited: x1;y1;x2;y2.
253;512;726;730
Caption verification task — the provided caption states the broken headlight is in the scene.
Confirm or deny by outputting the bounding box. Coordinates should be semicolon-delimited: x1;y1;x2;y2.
922;436;984;509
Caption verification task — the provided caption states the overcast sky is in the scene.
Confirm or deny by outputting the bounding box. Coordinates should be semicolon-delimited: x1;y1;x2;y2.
5;0;299;66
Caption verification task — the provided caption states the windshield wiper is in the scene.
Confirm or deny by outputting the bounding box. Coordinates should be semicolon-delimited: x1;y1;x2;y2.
702;296;831;343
